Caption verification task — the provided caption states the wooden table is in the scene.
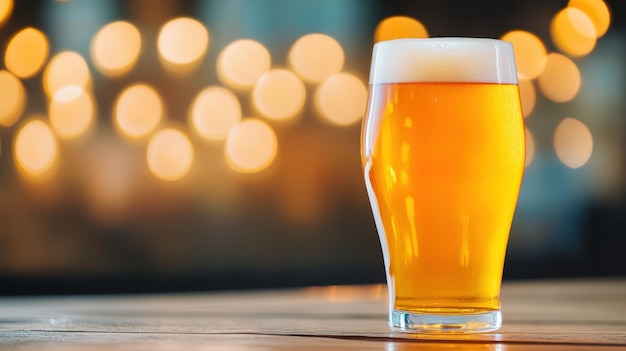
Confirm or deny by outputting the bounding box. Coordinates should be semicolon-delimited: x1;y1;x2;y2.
0;278;624;350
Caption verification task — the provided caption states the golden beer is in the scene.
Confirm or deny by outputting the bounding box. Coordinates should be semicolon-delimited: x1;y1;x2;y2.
362;38;525;333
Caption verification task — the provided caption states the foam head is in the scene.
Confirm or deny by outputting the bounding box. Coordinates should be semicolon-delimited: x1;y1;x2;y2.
369;38;518;84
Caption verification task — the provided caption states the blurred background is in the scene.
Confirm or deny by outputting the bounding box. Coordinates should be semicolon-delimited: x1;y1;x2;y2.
0;0;624;295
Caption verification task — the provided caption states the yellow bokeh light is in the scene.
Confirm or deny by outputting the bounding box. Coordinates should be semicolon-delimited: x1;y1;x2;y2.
5;27;50;79
114;83;163;139
525;127;535;168
252;69;306;121
518;77;536;118
554;117;593;169
189;86;241;141
91;21;142;77
501;30;546;80
288;33;344;83
0;0;12;26
147;128;194;181
157;17;209;66
551;7;597;57
14;119;58;177
537;53;581;103
568;0;611;37
315;72;367;126
43;51;91;97
374;16;429;43
49;85;95;139
225;118;277;174
0;70;26;127
217;39;271;89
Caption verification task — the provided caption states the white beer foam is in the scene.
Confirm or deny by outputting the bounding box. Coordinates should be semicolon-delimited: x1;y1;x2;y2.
369;38;518;84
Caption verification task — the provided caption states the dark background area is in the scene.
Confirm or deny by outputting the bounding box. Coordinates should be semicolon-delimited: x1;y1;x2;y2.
0;0;624;295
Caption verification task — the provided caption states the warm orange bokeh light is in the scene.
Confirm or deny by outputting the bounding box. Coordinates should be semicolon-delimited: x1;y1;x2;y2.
554;117;593;169
252;69;306;121
537;53;581;103
217;39;271;89
14;119;58;177
0;70;26;127
147;128;194;181
189;86;241;141
374;16;428;43
501;30;547;80
91;21;142;77
225;118;277;173
158;17;209;66
114;83;163;139
525;127;535;168
49;85;95;139
4;27;49;79
43;51;91;97
315;72;367;126
551;7;597;57
0;0;12;26
518;77;537;118
288;33;344;83
568;0;611;37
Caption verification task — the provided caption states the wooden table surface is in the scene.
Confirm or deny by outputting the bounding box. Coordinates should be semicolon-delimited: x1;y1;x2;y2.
0;277;625;350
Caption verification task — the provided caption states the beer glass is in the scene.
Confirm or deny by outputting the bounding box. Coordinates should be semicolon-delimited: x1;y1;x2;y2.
361;38;525;333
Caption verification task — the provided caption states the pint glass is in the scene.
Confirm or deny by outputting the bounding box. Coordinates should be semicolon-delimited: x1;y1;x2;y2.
361;38;525;333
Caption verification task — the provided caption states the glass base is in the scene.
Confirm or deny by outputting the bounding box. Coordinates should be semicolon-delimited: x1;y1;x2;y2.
390;309;501;334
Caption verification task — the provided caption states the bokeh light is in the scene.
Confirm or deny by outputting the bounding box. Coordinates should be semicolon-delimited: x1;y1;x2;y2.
518;77;537;118
537;53;581;103
4;27;50;79
43;51;91;97
49;84;95;139
0;0;12;26
373;15;428;43
114;83;163;139
147;128;194;181
315;72;367;126
14;119;58;177
568;0;611;37
525;127;535;168
0;70;26;127
91;21;142;77
226;118;277;174
252;69;306;121
157;17;209;66
501;30;546;79
551;7;597;57
217;39;271;89
554;117;593;169
288;33;344;83
189;86;241;141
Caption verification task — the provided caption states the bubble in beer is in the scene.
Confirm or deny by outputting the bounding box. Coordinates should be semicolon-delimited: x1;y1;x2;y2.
374;16;428;43
554;117;593;169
